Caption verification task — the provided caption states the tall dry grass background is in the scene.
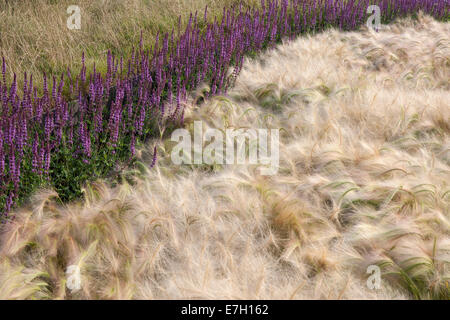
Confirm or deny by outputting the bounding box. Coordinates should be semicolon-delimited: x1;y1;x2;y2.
0;0;257;89
0;14;449;299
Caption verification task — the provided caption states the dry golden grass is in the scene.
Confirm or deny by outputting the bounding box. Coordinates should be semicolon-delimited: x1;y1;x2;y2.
0;0;257;89
0;14;449;300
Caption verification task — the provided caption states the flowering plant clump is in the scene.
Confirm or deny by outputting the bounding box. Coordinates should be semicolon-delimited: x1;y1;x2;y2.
0;0;448;217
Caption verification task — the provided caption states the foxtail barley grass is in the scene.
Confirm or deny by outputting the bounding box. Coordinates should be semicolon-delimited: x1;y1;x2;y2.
0;14;448;299
1;0;448;216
